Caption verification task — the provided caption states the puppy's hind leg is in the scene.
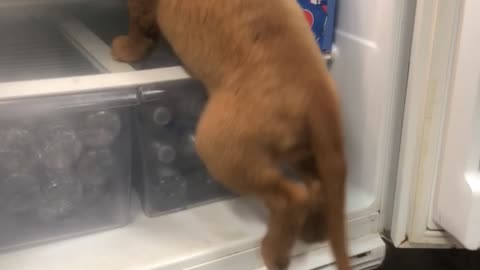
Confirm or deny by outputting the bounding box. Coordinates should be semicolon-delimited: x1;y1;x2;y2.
217;164;308;270
308;106;350;270
195;94;310;270
196;133;306;268
112;0;156;62
256;167;309;270
291;156;327;244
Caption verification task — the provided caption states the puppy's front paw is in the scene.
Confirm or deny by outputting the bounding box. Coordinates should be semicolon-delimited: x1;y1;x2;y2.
262;238;291;270
111;35;153;63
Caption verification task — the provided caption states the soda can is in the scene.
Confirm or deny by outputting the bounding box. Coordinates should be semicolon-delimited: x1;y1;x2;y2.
297;0;336;52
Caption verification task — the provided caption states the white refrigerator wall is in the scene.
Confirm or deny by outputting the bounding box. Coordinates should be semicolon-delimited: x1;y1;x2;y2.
331;0;415;221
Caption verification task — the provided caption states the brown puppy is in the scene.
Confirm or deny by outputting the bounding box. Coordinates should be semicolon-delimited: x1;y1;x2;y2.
112;1;349;270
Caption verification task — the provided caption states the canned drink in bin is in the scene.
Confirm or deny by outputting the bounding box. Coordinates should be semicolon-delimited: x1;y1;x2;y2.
297;0;336;52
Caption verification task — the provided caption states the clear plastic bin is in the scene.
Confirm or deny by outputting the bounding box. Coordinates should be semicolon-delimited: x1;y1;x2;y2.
134;80;232;216
0;88;137;252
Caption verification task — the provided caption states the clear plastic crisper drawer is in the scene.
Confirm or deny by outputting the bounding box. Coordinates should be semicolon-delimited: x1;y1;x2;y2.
134;80;232;217
0;88;137;252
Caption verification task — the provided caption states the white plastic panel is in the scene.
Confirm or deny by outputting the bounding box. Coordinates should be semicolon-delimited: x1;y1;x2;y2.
432;0;480;250
331;0;413;218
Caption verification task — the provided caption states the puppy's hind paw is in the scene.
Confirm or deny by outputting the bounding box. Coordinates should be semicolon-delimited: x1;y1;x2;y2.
262;240;291;270
300;213;327;244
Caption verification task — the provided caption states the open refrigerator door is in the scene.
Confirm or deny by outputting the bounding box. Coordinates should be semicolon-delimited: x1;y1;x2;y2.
391;0;480;249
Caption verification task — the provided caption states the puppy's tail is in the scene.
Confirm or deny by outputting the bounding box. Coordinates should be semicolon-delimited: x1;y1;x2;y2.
308;84;350;270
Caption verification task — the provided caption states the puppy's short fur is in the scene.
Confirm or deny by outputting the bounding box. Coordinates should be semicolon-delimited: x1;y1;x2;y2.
112;1;349;270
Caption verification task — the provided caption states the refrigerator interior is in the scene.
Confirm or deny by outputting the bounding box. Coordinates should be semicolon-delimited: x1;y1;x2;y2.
0;0;414;269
